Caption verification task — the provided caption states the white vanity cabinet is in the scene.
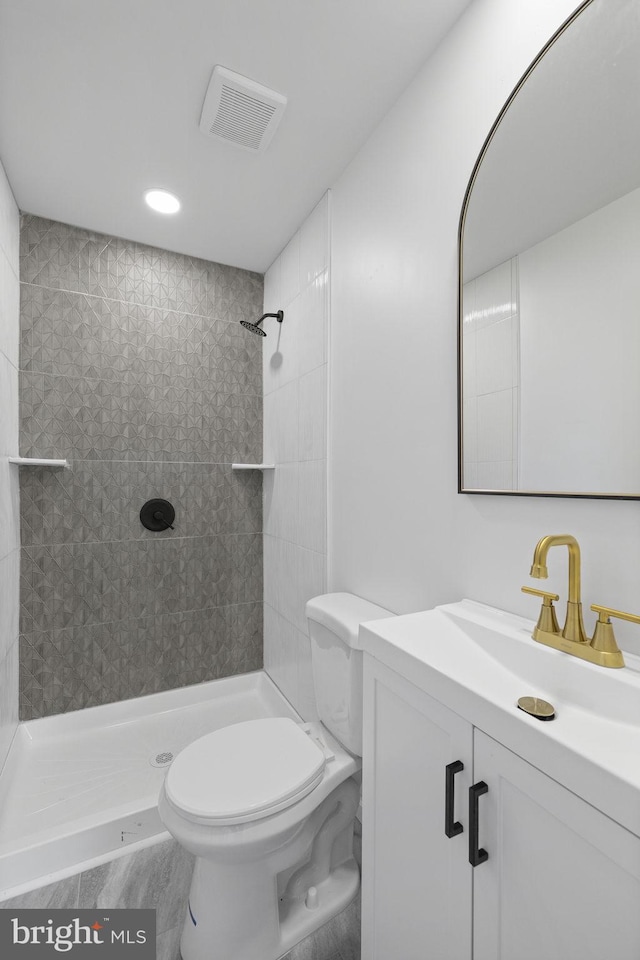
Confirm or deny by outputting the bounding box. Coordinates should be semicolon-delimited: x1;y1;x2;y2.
362;656;640;960
361;658;473;960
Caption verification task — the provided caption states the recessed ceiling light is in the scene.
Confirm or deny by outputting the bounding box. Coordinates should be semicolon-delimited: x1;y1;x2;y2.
144;189;181;214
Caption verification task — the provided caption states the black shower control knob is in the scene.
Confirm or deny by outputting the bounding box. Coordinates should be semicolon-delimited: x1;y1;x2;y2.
153;510;175;530
140;499;176;532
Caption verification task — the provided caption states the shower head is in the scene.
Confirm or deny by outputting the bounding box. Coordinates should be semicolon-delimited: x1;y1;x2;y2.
240;320;267;336
240;310;284;337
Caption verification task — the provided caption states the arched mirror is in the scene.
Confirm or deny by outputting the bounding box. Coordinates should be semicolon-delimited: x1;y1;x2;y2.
458;0;640;499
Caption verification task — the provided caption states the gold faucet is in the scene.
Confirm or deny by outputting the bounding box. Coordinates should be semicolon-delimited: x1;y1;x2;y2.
529;534;587;644
521;534;640;669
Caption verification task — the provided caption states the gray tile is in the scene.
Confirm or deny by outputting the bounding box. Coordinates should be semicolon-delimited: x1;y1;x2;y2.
283;895;360;960
156;924;183;960
20;535;262;633
0;874;80;909
20;461;262;546
20;373;261;464
20;215;263;319
78;839;194;935
326;895;361;960
20;286;263;397
18;214;265;715
19;601;262;719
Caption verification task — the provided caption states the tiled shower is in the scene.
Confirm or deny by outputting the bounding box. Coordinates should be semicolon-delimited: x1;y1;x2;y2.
17;216;265;718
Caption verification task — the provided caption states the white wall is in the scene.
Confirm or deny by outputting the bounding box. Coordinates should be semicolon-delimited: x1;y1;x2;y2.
519;185;640;493
262;194;330;718
329;0;640;654
0;157;20;768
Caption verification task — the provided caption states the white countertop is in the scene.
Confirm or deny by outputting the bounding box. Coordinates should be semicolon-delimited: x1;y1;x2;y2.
360;599;640;838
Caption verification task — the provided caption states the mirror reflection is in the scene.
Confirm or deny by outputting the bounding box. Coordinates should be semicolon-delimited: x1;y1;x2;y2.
459;0;640;498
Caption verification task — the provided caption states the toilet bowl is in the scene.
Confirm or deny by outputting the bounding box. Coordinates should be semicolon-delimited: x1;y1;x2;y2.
159;593;393;960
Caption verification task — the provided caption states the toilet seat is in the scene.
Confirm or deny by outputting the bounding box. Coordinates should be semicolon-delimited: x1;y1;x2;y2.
164;718;327;826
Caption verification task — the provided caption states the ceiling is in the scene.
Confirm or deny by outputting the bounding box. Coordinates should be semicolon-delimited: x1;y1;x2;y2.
0;0;471;273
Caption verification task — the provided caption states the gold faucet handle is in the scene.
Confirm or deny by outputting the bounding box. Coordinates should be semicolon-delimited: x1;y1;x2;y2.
521;586;560;603
521;586;560;636
588;604;637;668
591;604;640;626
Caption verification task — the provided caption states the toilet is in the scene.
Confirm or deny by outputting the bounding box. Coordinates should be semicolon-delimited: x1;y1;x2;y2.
158;592;392;960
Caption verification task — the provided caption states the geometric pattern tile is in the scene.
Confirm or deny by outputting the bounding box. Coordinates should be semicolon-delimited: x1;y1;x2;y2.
20;533;263;634
19;215;265;718
19;371;262;463
20;285;263;393
20;462;263;546
19;601;263;719
20;215;264;319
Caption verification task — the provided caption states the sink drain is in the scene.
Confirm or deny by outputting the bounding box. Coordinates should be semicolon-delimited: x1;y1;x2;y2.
150;751;175;768
517;696;555;721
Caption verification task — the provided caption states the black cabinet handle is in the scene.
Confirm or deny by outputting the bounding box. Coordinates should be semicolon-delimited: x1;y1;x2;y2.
445;761;464;838
468;781;489;866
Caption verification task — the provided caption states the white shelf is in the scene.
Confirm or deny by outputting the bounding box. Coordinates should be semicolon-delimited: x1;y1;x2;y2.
231;463;276;470
9;457;69;468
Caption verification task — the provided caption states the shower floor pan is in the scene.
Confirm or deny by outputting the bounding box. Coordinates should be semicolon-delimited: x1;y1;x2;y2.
0;671;299;898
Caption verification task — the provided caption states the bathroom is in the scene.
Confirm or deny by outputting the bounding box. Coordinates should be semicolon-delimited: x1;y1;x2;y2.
1;0;640;957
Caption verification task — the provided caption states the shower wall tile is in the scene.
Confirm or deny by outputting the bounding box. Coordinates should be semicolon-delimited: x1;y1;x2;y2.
0;160;20;772
0;549;20;663
20;462;262;546
280;232;301;308
0;456;20;561
298;272;328;376
0;246;20;366
263;196;329;719
299;193;329;288
264;536;325;636
20;285;262;391
20;601;262;717
20;372;262;463
297;460;327;555
19;216;264;719
263;256;281;315
263;462;299;543
20;534;262;633
20;216;262;319
299;366;326;462
263;378;299;464
0;178;19;277
0;639;19;771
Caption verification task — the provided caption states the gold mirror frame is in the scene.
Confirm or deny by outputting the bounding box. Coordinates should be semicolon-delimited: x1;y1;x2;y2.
456;0;638;501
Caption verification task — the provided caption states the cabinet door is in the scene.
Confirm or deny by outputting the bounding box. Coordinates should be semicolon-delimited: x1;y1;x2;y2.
474;730;640;960
361;657;473;960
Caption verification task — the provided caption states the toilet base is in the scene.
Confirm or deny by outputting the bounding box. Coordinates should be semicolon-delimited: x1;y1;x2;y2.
275;858;359;959
178;778;360;960
181;857;359;960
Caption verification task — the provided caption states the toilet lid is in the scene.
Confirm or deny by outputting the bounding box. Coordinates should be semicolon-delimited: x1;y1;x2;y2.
164;718;327;825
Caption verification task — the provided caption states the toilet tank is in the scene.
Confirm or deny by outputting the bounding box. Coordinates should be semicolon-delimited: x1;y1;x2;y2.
305;593;393;756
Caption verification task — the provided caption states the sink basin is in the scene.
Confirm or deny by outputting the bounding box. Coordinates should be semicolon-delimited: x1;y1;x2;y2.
359;599;640;836
442;602;640;727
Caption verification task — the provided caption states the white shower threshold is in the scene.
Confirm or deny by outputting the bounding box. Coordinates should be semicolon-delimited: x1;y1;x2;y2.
0;671;299;899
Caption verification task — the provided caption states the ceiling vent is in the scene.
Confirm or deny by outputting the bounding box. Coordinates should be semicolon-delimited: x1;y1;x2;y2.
199;66;287;153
